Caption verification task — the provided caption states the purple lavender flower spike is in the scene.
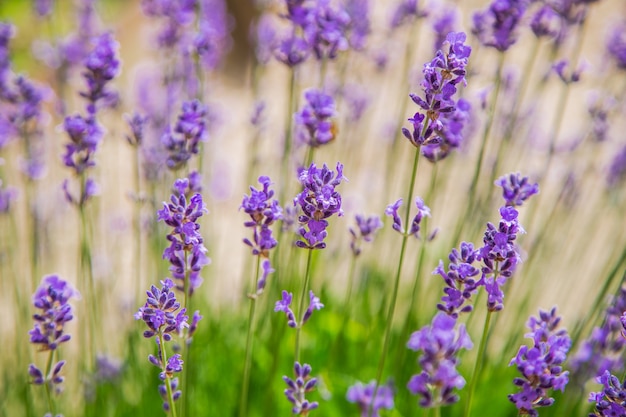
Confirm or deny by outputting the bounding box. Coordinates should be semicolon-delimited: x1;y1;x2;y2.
275;290;297;328
256;259;274;295
34;0;54;18
495;173;539;207
302;291;324;324
349;214;383;256
241;175;282;257
472;0;528;52
421;98;472;163
0;180;17;214
589;371;626;416
187;310;202;343
304;1;351;60
434;242;481;318
390;0;428;29
124;112;148;147
81;32;120;112
508;308;571;417
344;0;370;51
283;361;319;415
162;99;208;171
295;88;336;148
607;22;626;70
157;177;210;296
408;197;430;238
432;9;458;51
407;312;472;407
274;33;310;67
94;354;123;382
607;143;626;189
385;199;404;234
346;380;394;417
530;5;561;39
293;162;345;250
194;0;233;71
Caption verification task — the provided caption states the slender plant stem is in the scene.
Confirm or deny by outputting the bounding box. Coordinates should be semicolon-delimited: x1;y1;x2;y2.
279;68;298;205
464;310;493;417
43;350;56;416
159;333;178;417
295;249;314;363
239;256;262;417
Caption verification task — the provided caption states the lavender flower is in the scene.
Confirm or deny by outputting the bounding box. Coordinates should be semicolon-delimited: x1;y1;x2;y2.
494;172;539;207
157;176;210;296
34;0;54;18
81;32;120;113
384;197;430;238
607;22;626;70
295;89;336;148
390;0;428;29
0;180;17;213
275;290;297;328
607;143;626;189
589;371;626;416
283;362;319;415
407;312;472;407
303;1;351;60
255;259;274;295
274;33;310;67
194;0;233;70
241;175;282;257
135;278;189;341
472;0;528;52
402;32;471;149
432;8;458;51
508;308;571;416
421;98;472;163
293;162;345;249
302;290;324;324
530;5;561;39
161;99;208;171
344;0;370;51
124;112;148;147
434;242;481;318
349;214;383;256
346;380;394;417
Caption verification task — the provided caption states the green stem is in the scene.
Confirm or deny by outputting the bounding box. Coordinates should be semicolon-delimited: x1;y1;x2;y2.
279;69;298;205
239;256;262;417
43;350;56;416
464;310;493;417
295;249;314;363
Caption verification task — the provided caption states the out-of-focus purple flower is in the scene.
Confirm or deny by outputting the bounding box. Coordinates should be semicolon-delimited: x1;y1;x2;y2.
304;0;351;60
589;371;626;416
252;14;277;65
161;99;208;171
407;312;472;407
385;199;404;234
241;175;282;257
570;286;626;385
187;310;202;342
283;362;319;415
0;180;17;213
141;0;195;48
530;5;562;38
346;380;394;417
349;214;383;256
62;114;103;176
302;290;324;324
508;307;571;416
125;112;148;147
293;162;345;249
408;197;430;238
434;242;481;318
135;278;189;341
607;143;626;189
256;259;274;295
432;8;458;51
553;59;585;84
94;354;124;382
494;173;539;207
275;290;297;328
29;360;66;394
194;0;234;70
34;0;54;18
295;88;336;148
607;22;626;70
274;33;310;67
586;93;614;143
472;0;528;52
403;32;471;149
341;84;370;122
250;100;266;127
81;32;120;112
157;177;210;296
0;22;14;95
344;0;370;51
390;0;428;29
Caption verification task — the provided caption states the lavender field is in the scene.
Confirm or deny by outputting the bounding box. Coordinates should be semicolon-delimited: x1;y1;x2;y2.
1;0;626;416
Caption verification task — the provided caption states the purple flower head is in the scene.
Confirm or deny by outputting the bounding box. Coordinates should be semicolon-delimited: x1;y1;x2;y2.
553;59;585;84
135;278;189;340
0;180;17;214
157;177;210;296
293;162;345;249
432;8;458;52
344;0;370;51
252;14;277;65
275;290;297;328
187;310;202;342
607;143;626;189
274;33;310;67
34;0;54;18
29;360;66;394
162;99;208;171
403;32;471;149
124;112;148;147
302;290;324;324
349;214;383;256
159;354;183;380
303;0;351;60
407;313;472;407
256;259;274;295
508;307;571;416
29;275;78;351
346;380;394;417
495;173;539;207
472;0;529;52
283;361;319;415
385;199;404;234
241;175;282;257
408;197;431;238
194;0;233;71
530;5;562;38
607;22;626;70
421;98;472;163
390;0;428;29
62;114;103;175
80;32;120;112
434;242;481;318
94;354;124;382
589;371;626;416
295;88;336;148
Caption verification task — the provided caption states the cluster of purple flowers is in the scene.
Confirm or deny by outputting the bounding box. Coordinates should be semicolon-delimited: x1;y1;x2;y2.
293;162;345;249
349;214;383;256
402;32;471;161
157;175;210;296
275;290;324;329
241;175;282;258
385;197;430;239
589;371;626;416
407;312;473;407
295;88;336;148
28;275;78;394
161;99;207;171
390;0;428;29
508;307;571;416
283;362;319;415
472;0;528;52
346;380;394;417
135;278;189;412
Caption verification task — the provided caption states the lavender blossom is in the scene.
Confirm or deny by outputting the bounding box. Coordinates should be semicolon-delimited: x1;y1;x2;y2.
194;0;233;70
256;259;274;295
390;0;428;29
0;180;17;213
402;32;471;149
81;32;120;112
384;197;430;238
295;88;336;148
434;242;481;318
607;22;626;70
344;0;370;51
293;162;345;249
283;362;319;415
494;172;539;207
161;99;208;171
607;143;626;189
432;8;458;51
407;312;472;407
34;0;54;18
275;290;297;328
135;278;189;340
346;380;394;417
508;307;571;416
241;175;282;257
530;5;562;39
349;214;383;256
472;0;528;52
157;176;210;296
124;112;148;147
302;290;324;324
421;98;472;163
589;371;626;416
274;33;310;67
303;1;351;60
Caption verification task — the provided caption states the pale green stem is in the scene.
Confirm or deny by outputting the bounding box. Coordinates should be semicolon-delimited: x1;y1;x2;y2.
295;249;314;363
43;350;57;416
239;256;262;417
279;69;298;205
464;310;494;417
